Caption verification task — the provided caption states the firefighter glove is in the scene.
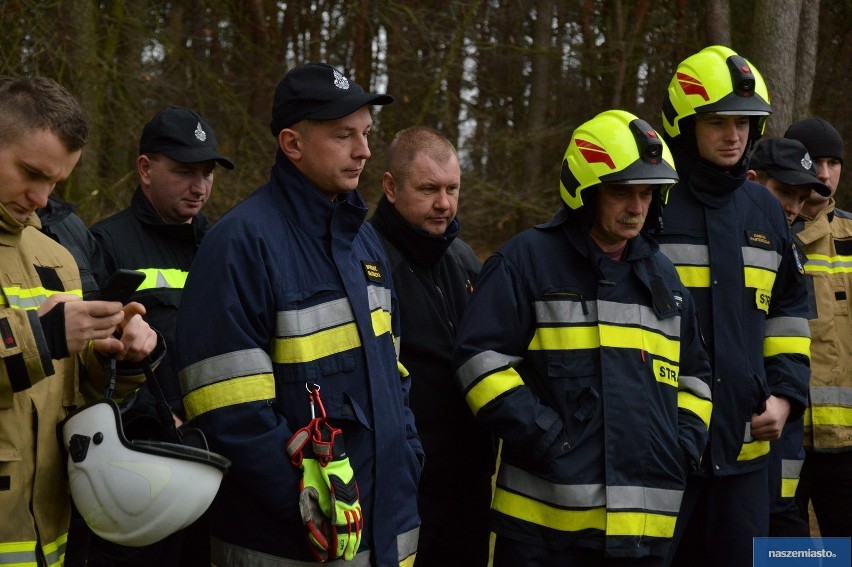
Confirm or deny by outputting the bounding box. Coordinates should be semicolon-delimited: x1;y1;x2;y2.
318;431;363;561
299;457;333;561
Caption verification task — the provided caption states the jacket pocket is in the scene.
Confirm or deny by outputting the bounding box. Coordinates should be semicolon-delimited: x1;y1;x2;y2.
546;352;601;452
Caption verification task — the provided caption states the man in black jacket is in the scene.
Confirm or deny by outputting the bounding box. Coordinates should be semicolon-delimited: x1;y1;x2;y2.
38;195;102;299
86;106;233;567
370;126;495;566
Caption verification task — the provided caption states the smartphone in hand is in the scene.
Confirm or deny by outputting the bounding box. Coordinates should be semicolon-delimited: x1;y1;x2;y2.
98;269;146;304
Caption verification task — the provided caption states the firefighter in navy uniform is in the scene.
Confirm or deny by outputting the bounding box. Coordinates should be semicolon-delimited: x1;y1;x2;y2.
175;63;421;566
453;110;713;566
655;46;812;566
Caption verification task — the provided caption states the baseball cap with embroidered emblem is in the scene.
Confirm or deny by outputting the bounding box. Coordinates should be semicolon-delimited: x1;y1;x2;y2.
140;106;234;169
270;62;393;136
749;137;830;197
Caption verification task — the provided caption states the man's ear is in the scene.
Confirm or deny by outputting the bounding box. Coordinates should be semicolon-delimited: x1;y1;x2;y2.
278;128;301;161
746;169;757;181
137;155;152;184
382;172;397;203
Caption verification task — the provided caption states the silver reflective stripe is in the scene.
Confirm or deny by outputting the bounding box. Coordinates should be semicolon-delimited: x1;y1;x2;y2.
497;463;605;508
367;284;392;313
599;301;680;336
273;288;390;339
179;348;273;392
742;246;781;271
1;289;47;309
212;538;371;567
45;541;65;567
809;385;852;406
743;421;754;443
606;485;683;513
534;299;597;323
0;548;37;565
679;374;712;400
765;316;811;338
456;350;524;391
781;458;804;478
804;256;852;271
658;243;709;266
276;298;354;337
397;526;419;562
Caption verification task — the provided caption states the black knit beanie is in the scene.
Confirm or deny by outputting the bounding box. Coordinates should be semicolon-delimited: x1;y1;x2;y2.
785;118;844;164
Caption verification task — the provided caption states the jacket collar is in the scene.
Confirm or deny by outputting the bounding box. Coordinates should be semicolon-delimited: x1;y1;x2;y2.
269;150;368;240
0;201;39;238
669;140;747;209
131;186;209;243
371;195;458;267
37;195;79;228
794;198;835;245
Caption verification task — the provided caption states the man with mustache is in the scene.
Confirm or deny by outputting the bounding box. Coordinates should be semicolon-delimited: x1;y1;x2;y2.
453;110;712;565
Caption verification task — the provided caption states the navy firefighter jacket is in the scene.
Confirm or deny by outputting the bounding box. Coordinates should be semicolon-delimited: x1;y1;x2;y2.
655;157;811;477
176;152;421;566
453;209;713;558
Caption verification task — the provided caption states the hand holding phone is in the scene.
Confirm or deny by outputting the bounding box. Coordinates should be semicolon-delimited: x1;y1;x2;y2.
98;269;146;304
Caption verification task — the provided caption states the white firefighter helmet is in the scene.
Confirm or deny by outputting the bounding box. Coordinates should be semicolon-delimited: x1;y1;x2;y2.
61;398;230;547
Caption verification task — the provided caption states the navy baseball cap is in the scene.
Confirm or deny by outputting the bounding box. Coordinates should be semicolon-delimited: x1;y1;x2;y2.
139;107;234;169
749;137;830;196
270;63;393;136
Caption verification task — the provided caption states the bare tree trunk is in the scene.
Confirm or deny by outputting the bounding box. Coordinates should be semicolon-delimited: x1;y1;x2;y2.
749;0;802;136
793;0;820;119
523;0;553;206
705;0;731;45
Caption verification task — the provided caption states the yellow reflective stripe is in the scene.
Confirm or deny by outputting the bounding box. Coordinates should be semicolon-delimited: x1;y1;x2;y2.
607;510;677;538
271;323;360;364
763;335;811;358
271;308;390;364
371;307;392;337
678;391;712;429
529;325;599;350
42;533;66;567
600;324;680;361
492;486;605;532
183;373;275;420
737;439;770;461
399;557;416;567
529;324;679;361
803;406;812;427
802;253;852;274
781;478;799;498
465;368;524;415
743;266;776;291
674;266;711;288
136;268;188;291
397;361;409;378
0;286;82;310
809;405;852;427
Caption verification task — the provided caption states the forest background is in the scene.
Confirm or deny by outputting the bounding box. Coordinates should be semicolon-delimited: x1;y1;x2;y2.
1;0;849;256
